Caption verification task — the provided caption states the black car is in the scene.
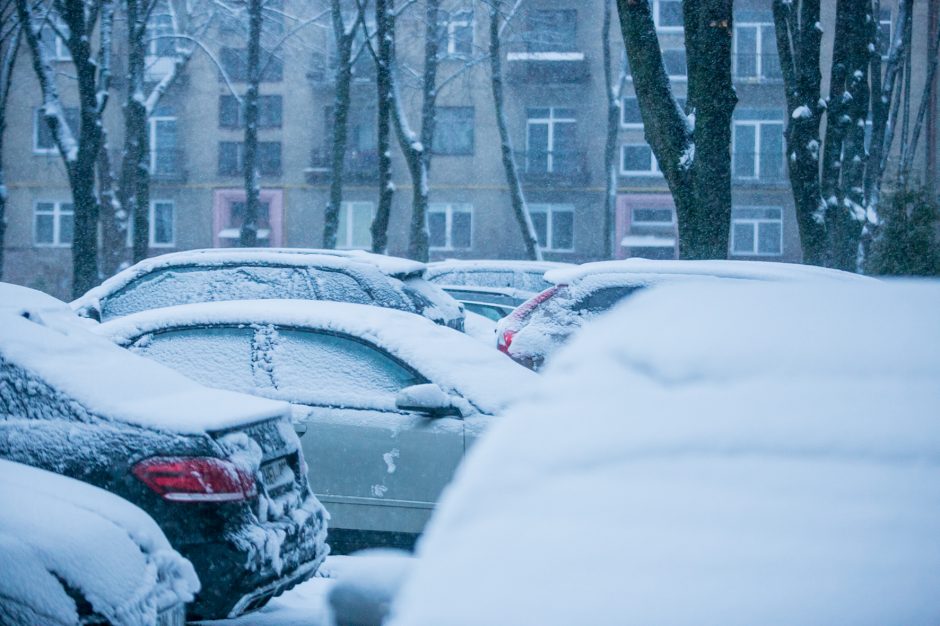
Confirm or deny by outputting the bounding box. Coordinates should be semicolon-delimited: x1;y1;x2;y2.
0;283;328;620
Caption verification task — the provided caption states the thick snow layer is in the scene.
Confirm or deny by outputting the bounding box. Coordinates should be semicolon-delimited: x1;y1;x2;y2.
543;258;873;286
95;300;536;416
328;550;414;626
0;283;290;433
389;281;940;626
0;460;198;626
462;311;497;343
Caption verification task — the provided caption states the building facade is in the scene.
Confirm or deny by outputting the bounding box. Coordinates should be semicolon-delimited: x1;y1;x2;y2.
3;0;938;298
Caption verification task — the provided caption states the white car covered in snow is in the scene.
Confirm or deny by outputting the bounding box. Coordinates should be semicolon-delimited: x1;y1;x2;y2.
389;280;940;625
0;458;198;626
93;300;538;553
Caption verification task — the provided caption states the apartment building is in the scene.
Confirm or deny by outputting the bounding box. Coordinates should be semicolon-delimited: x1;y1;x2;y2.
3;0;938;298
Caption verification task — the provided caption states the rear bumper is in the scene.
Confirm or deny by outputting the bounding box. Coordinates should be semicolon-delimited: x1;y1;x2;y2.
227;558;321;618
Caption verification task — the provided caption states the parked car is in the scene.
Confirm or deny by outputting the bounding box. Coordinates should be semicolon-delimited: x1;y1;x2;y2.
496;258;871;369
93;299;538;554
388;280;940;625
71;248;464;331
0;459;198;626
0;283;328;620
425;260;571;321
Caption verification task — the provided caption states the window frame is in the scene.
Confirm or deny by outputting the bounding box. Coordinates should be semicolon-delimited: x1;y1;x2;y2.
217;141;282;177
337;201;376;250
653;0;684;32
146;2;178;58
733;22;780;82
33;107;78;155
525;107;577;173
619;143;661;176
732;118;785;181
730;206;783;257
33;201;74;247
125;200;176;248
440;9;474;58
433;106;475;156
528;203;575;252
149;114;177;174
428;202;473;251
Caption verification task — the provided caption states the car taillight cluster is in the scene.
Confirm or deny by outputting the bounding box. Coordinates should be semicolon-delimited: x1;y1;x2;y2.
497;285;563;356
132;457;257;503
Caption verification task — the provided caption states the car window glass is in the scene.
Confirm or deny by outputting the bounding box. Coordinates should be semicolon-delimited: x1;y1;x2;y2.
572;286;643;314
271;330;424;410
306;269;372;304
516;271;554;293
129;326;263;391
101;266;313;320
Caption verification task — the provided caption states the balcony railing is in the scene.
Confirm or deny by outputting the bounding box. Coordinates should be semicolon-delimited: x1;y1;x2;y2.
518;150;590;186
150;149;186;182
506;41;589;83
733;53;783;82
306;148;380;183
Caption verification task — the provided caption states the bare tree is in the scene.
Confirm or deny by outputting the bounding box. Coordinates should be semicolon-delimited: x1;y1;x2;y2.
0;6;21;280
370;0;394;253
17;0;115;296
615;0;736;259
489;0;539;260
602;0;626;259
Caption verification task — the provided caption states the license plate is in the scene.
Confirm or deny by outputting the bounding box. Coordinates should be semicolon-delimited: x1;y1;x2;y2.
157;604;186;626
261;458;290;486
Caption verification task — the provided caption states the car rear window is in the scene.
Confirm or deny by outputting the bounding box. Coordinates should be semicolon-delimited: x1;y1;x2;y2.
571;285;644;314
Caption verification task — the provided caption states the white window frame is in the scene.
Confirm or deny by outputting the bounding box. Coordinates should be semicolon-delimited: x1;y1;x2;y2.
33;201;73;247
33;108;68;155
631;207;675;226
147;2;178;58
528;203;575;252
338;201;375;249
40;16;72;61
661;46;687;81
653;0;683;32
733;22;777;81
428;202;473;250
620;96;642;129
620;143;661;176
879;8;892;60
149;115;176;173
442;10;474;58
526;107;576;173
732;119;784;180
125;200;177;247
730;206;783;256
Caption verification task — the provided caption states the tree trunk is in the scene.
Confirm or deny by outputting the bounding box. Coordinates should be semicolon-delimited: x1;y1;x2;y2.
322;0;355;249
489;0;540;260
97;131;125;275
602;0;623;260
0;24;19;281
371;0;395;254
240;0;263;247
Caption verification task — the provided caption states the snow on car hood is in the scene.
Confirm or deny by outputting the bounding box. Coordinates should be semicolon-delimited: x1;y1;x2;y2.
543;257;874;286
388;281;940;626
0;459;198;626
94;300;537;416
1;283;290;434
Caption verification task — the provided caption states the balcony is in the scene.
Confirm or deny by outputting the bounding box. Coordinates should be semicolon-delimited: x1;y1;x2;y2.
305;148;380;184
733;53;783;83
506;42;590;84
150;149;187;183
518;150;589;187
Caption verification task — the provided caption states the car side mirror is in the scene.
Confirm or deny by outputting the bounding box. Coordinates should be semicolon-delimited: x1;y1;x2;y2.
396;384;461;418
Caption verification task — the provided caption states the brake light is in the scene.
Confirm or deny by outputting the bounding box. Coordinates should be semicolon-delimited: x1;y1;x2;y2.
132;457;257;503
497;329;515;354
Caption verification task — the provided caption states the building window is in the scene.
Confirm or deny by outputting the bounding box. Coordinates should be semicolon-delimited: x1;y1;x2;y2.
620;144;660;176
33;107;79;154
218;141;282;176
338;201;375;249
527;9;577;52
526;107;577;174
878;7;892;58
622;96;685;128
529;204;574;252
126;201;176;247
149;115;178;178
429;203;472;250
734;23;781;81
213;189;284;247
39;16;71;61
662;47;687;80
439;10;473;58
148;3;177;57
219;95;283;129
733;114;784;181
632;207;674;226
34;201;73;247
219;47;283;82
434;107;474;155
653;0;683;30
731;206;783;256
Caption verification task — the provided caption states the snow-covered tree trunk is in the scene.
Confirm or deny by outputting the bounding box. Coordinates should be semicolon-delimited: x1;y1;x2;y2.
602;0;625;260
615;0;734;259
240;0;263;247
120;0;150;265
370;0;394;253
97;128;125;275
489;0;540;261
0;21;20;281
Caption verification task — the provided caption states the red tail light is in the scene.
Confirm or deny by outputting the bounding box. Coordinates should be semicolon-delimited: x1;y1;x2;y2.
132;457;257;503
497;329;516;354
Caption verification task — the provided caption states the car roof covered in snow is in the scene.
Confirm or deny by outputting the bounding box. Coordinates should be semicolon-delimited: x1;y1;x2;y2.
0;459;198;625
1;283;290;433
543;258;873;286
71;248;425;312
94;299;537;415
388;280;940;626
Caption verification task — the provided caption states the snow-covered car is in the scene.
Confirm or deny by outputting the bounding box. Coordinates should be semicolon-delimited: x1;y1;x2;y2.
425;260;571;321
0;283;328;620
0;459;198;626
71;248;464;331
93;300;538;553
496;258;871;369
389;280;940;625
